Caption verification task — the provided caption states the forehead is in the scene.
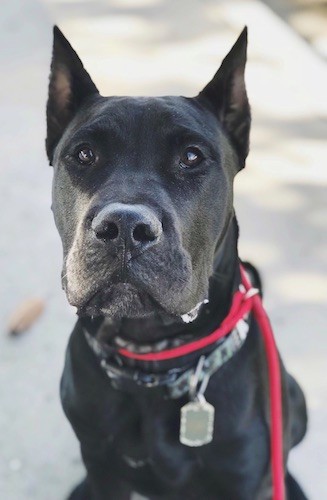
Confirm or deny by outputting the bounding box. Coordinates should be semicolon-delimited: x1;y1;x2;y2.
71;95;220;142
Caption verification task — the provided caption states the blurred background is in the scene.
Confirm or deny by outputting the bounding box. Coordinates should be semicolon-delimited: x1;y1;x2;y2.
0;0;326;499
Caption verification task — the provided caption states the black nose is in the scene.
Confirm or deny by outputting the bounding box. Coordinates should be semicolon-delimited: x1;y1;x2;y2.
91;203;162;250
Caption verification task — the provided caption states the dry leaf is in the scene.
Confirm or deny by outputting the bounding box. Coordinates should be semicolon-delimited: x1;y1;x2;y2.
7;298;45;336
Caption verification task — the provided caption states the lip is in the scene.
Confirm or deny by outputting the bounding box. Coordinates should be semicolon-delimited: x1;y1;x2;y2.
76;282;158;317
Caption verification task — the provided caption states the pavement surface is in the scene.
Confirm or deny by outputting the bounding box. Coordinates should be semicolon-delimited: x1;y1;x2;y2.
0;1;326;499
262;0;327;60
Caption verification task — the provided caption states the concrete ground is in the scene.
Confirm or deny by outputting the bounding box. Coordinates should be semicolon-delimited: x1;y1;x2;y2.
262;0;327;60
0;0;326;499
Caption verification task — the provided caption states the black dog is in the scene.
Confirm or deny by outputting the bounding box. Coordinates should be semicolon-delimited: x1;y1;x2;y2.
46;26;308;499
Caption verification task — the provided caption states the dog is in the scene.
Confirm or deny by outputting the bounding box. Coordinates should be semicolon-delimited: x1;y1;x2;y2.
46;26;308;499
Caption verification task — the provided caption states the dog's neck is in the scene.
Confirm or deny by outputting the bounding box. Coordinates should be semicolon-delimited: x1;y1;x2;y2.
81;216;240;349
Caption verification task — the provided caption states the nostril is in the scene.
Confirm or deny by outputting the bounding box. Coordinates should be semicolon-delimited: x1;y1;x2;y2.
133;223;157;243
106;222;119;240
95;222;119;240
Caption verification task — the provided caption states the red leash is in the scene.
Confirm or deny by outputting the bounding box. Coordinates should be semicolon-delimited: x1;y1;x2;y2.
240;265;285;500
118;265;285;499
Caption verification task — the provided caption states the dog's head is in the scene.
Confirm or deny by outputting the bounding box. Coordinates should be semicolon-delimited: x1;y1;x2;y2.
46;27;250;321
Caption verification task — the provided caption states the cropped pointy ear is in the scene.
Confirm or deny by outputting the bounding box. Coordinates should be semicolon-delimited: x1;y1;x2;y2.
46;26;99;164
198;27;250;168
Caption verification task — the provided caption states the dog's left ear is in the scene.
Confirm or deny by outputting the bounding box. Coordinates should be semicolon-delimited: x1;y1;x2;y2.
46;26;99;164
198;27;250;168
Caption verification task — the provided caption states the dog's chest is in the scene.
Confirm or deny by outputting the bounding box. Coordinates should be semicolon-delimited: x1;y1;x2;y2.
112;393;199;487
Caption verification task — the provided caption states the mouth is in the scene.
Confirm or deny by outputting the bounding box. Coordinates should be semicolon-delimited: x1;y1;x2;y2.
75;278;208;325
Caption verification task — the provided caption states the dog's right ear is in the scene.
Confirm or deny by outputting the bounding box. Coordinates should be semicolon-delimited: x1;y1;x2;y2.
46;26;99;164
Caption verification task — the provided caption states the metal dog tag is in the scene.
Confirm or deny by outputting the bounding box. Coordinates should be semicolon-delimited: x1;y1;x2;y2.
180;395;215;447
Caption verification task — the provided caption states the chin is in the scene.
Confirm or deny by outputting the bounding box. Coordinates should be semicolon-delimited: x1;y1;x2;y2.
75;282;170;320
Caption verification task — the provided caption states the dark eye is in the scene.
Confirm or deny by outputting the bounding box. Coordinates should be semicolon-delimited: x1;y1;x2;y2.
77;146;95;165
180;147;203;168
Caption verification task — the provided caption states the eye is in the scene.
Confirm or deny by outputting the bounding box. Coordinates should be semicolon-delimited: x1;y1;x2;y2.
76;146;96;166
180;147;204;169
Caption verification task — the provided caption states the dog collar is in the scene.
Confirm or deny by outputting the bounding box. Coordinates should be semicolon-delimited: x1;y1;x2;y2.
83;318;249;399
